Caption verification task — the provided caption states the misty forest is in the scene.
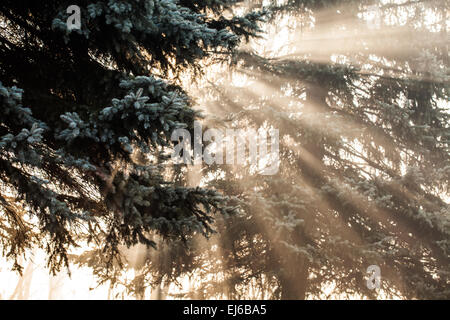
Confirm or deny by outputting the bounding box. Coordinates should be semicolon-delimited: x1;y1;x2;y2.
0;0;449;300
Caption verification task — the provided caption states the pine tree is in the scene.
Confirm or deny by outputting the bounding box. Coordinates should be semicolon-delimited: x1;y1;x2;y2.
1;0;448;300
0;0;265;278
177;0;450;299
